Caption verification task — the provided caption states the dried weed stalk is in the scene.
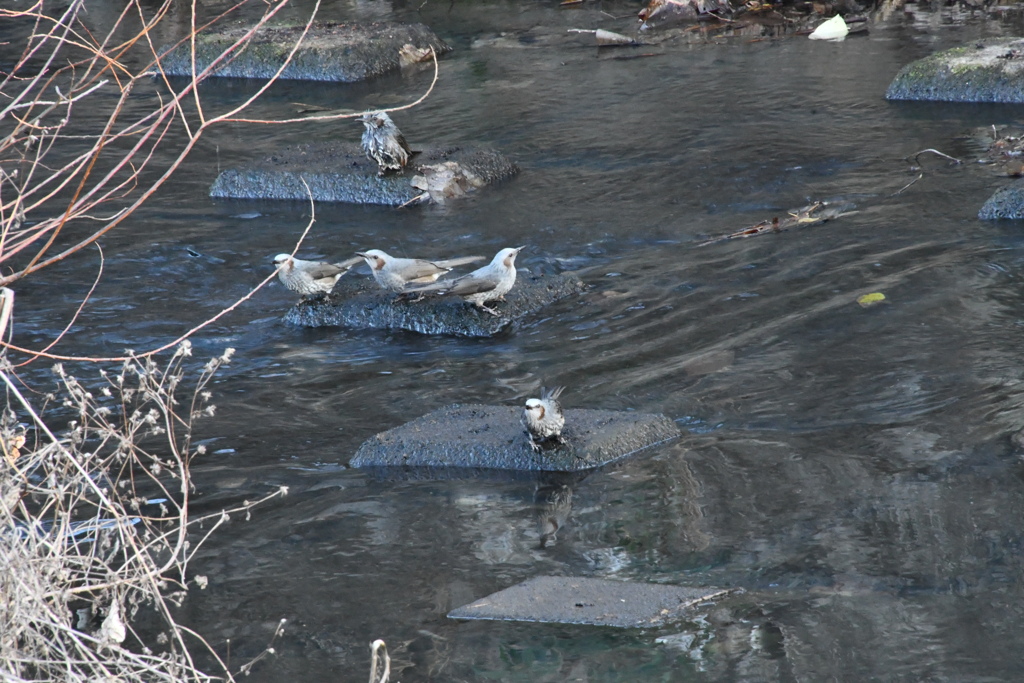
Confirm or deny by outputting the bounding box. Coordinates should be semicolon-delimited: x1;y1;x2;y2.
0;0;313;284
0;336;287;682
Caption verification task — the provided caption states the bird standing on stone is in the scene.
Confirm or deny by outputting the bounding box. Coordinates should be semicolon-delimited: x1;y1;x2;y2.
360;111;412;176
409;246;523;316
523;386;566;453
273;254;361;298
355;249;483;294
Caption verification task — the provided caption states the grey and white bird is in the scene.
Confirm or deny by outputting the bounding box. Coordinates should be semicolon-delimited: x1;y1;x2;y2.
273;254;361;298
523;386;566;453
360;111;412;176
355;249;483;294
411;246;523;316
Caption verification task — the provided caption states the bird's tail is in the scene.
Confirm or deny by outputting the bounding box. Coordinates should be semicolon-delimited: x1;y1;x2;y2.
332;255;363;270
542;386;565;401
401;280;452;295
433;255;484;269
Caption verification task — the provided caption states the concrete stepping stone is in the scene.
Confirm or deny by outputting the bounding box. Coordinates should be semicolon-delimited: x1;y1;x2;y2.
449;576;733;628
158;21;450;82
210;143;517;205
284;271;584;337
350;404;680;471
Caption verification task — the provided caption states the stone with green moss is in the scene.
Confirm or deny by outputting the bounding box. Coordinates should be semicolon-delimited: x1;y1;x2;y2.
887;38;1024;102
158;21;450;82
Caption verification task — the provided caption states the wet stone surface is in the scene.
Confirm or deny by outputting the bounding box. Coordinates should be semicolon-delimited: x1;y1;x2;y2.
886;38;1024;102
979;182;1024;219
349;404;681;471
284;271;585;337
448;576;731;628
209;143;518;205
158;21;451;82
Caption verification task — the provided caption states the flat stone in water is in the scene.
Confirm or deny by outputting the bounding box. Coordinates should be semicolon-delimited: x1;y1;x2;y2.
349;404;680;471
448;576;731;628
158;22;450;82
887;38;1024;103
284;271;585;337
979;182;1024;219
210;143;517;205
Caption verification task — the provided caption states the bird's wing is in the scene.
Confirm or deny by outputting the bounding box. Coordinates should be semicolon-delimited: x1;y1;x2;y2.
395;131;412;155
442;271;501;296
433;255;485;269
306;262;349;279
396;260;448;282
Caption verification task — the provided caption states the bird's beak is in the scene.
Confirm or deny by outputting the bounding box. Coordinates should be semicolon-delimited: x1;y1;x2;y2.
355;252;368;259
514;246;526;252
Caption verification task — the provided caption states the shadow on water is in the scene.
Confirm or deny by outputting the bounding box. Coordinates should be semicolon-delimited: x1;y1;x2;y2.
12;0;1024;680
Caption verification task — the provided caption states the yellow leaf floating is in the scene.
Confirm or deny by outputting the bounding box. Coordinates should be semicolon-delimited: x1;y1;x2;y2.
857;292;886;308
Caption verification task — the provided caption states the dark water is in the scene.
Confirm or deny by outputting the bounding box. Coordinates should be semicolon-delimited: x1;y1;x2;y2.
11;0;1024;680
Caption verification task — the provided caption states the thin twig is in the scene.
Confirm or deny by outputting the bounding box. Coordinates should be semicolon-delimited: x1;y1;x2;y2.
15;243;104;367
890;172;923;197
3;182;318;363
908;148;962;165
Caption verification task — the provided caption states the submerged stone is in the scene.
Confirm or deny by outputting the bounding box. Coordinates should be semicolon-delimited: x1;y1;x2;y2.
979;182;1024;219
886;39;1024;103
284;271;585;337
158;21;450;82
449;576;732;627
349;404;680;471
210;143;517;205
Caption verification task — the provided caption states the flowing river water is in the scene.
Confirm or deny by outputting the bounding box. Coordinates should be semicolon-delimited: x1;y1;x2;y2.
10;0;1024;680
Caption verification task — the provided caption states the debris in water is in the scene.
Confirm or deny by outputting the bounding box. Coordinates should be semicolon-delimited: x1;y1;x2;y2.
808;14;849;41
698;201;857;246
567;28;640;46
410;161;486;203
856;292;887;308
398;43;433;67
639;0;732;30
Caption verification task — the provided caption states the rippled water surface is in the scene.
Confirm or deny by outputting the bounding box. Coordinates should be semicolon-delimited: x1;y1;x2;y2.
11;0;1024;679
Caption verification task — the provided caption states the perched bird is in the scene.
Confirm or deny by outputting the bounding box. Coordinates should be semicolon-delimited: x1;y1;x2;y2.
410;246;523;316
523;386;566;453
360;111;412;176
355;249;483;294
272;254;361;298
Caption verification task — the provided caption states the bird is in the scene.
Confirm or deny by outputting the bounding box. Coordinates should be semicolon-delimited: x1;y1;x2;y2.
408;246;523;316
522;386;566;453
355;249;483;294
272;254;361;298
360;111;412;176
